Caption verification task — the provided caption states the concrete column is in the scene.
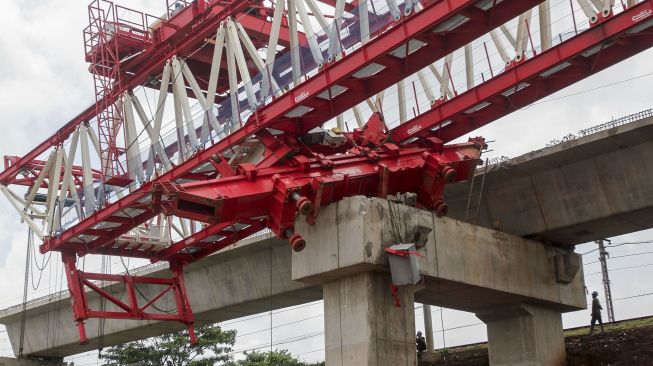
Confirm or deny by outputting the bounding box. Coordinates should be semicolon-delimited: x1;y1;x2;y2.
0;357;66;366
476;303;566;366
422;304;434;352
323;272;417;366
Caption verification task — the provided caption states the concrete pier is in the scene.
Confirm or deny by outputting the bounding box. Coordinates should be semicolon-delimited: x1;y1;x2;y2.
293;196;585;366
323;272;416;366
477;303;566;366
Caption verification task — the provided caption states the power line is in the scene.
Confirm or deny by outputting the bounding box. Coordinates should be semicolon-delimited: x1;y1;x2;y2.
586;263;653;276
581;240;653;255
613;292;653;301
585;250;653;265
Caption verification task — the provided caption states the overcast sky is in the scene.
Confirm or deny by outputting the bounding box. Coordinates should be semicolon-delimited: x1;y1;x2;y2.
0;0;652;364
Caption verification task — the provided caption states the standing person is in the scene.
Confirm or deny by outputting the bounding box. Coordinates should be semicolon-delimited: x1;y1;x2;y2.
416;331;428;353
590;291;605;334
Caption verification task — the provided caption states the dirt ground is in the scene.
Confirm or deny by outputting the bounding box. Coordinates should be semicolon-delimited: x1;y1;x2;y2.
422;317;653;366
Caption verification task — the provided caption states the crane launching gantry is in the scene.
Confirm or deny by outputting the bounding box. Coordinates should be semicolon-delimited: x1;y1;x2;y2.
1;0;652;346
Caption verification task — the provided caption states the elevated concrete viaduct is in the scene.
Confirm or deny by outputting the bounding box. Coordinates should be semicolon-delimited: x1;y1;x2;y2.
2;198;585;365
2;115;651;364
446;113;653;244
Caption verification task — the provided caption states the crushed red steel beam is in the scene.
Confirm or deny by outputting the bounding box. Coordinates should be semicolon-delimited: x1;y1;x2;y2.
154;135;485;263
40;0;543;256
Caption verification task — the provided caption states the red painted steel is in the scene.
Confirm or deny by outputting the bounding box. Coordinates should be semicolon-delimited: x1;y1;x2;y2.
4;0;653;346
2;156;102;189
62;253;196;345
389;0;653;144
40;0;542;255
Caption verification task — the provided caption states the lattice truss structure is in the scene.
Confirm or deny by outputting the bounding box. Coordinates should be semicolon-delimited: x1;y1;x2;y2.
0;0;651;344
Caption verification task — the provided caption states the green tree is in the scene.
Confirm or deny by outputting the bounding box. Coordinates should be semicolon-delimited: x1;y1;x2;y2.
226;350;325;366
100;324;236;366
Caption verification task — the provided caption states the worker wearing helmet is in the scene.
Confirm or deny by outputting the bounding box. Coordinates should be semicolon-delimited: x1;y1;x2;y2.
416;331;427;353
590;291;605;334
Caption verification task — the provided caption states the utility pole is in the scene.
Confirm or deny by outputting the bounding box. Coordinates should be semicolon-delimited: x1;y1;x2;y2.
597;239;616;322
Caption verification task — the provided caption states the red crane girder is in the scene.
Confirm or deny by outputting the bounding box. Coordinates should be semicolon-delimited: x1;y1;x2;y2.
7;0;653;347
40;0;544;257
390;1;653;144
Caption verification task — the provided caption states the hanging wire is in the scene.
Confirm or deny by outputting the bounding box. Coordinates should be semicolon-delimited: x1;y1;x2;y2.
18;227;33;357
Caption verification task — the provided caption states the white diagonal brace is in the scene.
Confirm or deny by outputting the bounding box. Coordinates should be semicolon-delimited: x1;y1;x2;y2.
539;1;552;52
288;0;302;84
398;80;407;124
207;24;226;108
304;0;329;29
172;85;188;163
490;29;512;65
577;0;599;22
464;43;474;90
1;185;44;239
261;1;284;99
499;25;516;48
294;0;324;67
79;125;96;215
227;19;258;109
225;25;242;128
440;53;454;98
515;10;533;61
123;92;145;182
417;70;436;105
360;0;370;43
25;150;56;208
171;56;199;150
46;148;64;233
352;105;364;128
58;132;80;215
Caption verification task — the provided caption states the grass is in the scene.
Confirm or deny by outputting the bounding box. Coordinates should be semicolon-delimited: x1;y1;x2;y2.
433;316;653;354
564;316;653;337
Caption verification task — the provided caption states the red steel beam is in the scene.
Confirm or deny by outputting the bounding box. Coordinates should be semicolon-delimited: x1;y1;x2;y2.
0;0;253;186
39;0;543;256
157;1;653;265
389;1;653;144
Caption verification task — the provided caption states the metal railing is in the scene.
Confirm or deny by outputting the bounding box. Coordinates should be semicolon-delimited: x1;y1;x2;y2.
482;107;653;172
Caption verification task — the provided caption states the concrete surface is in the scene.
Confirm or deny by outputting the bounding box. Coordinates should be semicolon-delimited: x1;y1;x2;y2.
290;196;585;365
0;234;321;357
2;197;586;360
2;111;645;360
323;272;417;366
293;196;586;313
445;114;653;245
0;358;66;366
477;303;567;366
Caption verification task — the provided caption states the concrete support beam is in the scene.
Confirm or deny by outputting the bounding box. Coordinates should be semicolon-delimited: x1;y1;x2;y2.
0;235;320;357
476;303;566;366
445;115;653;245
0;358;65;366
292;196;584;366
323;272;416;366
293;197;585;313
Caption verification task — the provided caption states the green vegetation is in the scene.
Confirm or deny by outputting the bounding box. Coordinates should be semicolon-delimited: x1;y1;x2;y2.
100;324;235;366
100;324;323;365
225;350;324;366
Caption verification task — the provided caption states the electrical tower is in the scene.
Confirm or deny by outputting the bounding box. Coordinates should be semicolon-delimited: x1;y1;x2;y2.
597;239;616;323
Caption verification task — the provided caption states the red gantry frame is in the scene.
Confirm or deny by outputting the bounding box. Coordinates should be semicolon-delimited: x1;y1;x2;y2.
2;0;653;344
